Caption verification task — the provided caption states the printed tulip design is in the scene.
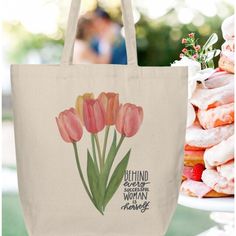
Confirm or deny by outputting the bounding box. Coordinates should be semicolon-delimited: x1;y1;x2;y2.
56;108;83;142
56;92;143;215
116;103;143;137
75;93;94;123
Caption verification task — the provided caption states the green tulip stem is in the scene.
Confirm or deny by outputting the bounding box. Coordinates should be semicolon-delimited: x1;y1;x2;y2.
91;135;99;173
72;143;94;204
102;126;110;165
94;134;103;171
116;135;125;152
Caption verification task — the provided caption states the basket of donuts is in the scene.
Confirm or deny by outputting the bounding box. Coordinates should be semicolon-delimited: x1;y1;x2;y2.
173;15;234;198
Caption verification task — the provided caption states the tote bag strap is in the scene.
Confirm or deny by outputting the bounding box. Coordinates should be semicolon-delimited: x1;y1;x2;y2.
61;0;138;66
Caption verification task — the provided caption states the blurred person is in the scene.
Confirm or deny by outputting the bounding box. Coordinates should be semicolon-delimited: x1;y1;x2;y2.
73;15;111;64
91;8;127;64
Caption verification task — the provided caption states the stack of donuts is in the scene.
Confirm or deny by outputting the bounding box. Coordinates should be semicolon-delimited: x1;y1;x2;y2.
181;15;235;198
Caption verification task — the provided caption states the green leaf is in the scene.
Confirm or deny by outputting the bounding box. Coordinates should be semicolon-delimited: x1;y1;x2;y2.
103;130;117;185
90;135;99;176
205;49;220;61
96;130;117;210
207;60;215;69
202;33;218;51
103;149;131;208
87;150;102;211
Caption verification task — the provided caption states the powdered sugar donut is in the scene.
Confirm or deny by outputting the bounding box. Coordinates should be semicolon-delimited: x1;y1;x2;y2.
185;124;234;148
202;169;234;195
190;80;234;110
204;135;234;168
197;103;234;129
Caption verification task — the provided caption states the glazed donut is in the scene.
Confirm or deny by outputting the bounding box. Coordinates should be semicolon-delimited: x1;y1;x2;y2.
184;150;205;167
202;169;234;195
190;80;234;110
217;160;234;182
197;103;234;129
183;189;231;198
204;135;234;169
219;15;235;73
186;102;196;128
181;179;232;198
219;55;234;74
221;15;234;41
185;124;234;148
180;179;211;198
185;144;205;151
204;70;234;89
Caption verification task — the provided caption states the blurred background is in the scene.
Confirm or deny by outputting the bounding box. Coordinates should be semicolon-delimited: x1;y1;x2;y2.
1;0;234;235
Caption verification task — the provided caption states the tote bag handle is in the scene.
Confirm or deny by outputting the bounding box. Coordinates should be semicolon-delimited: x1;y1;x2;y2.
61;0;138;66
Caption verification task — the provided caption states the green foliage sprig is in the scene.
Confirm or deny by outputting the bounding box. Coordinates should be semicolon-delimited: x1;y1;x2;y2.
180;33;221;69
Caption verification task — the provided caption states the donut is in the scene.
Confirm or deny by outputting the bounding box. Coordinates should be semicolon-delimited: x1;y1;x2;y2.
185;145;205;151
185;124;234;148
190;80;234;110
204;135;234;168
219;15;235;73
181;179;211;198
204;70;234;89
184;150;205;166
186;103;196;128
180;179;232;198
217;160;234;181
184;189;232;198
197;103;234;129
219;55;234;74
202;169;234;195
221;15;234;41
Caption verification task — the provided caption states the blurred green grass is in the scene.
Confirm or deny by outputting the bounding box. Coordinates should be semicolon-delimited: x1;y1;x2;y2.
2;193;214;236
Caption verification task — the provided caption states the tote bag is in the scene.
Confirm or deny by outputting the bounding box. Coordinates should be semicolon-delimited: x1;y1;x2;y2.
11;0;188;235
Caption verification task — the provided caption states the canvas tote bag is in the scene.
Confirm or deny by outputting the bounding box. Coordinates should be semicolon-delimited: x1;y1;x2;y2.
11;0;187;235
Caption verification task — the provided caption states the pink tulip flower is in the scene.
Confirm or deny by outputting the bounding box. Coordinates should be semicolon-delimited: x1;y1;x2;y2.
56;108;83;143
98;92;119;125
83;99;106;133
116;103;143;137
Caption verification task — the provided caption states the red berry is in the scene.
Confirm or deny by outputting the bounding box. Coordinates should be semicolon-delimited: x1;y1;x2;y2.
191;164;205;181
